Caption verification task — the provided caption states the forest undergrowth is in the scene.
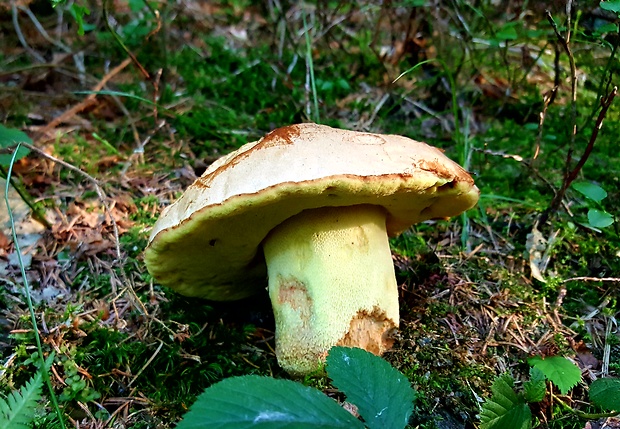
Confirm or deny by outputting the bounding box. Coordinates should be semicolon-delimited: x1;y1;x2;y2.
0;1;619;428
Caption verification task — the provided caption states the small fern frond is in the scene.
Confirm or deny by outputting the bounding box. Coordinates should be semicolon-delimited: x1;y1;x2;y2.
0;370;44;429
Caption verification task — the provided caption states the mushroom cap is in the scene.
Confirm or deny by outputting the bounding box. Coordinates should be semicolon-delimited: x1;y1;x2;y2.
144;123;479;300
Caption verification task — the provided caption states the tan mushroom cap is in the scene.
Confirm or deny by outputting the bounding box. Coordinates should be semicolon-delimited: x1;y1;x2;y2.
145;123;479;300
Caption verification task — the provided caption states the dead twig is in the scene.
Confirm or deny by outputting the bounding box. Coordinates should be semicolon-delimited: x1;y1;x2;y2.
539;87;617;225
128;341;164;389
546;8;577;148
561;276;620;284
538;6;617;227
11;0;45;63
103;0;150;80
563;87;618;187
35;57;132;140
533;87;557;162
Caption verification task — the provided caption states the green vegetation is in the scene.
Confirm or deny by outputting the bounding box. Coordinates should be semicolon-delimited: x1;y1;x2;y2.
0;0;619;428
177;346;416;429
481;359;620;429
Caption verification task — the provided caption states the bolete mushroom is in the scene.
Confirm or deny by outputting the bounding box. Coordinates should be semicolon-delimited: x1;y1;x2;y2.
145;123;479;374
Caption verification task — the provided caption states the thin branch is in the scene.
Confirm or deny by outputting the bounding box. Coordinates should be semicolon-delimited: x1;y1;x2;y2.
565;87;617;184
561;276;620;284
35;57;132;140
11;0;46;63
127;341;163;388
533;87;557;162
103;0;150;80
0;63;67;77
540;87;617;225
546;9;577;150
17;5;71;53
538;8;613;227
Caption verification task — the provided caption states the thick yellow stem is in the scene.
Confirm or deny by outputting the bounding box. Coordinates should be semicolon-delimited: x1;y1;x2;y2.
263;205;399;374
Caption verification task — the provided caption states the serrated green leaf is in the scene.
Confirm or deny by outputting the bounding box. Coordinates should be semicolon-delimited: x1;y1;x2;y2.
488;374;519;409
523;367;546;403
175;375;364;429
572;181;607;202
480;374;531;429
0;125;31;166
590;378;620;411
588;209;614;228
0;370;44;428
528;356;581;395
600;0;620;14
480;403;531;429
326;347;415;429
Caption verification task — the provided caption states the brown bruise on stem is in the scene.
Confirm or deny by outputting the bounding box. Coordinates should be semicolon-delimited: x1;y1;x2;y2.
276;279;312;313
337;307;397;355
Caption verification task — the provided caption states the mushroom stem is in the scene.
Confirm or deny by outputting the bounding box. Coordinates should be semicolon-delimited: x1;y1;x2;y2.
263;204;399;375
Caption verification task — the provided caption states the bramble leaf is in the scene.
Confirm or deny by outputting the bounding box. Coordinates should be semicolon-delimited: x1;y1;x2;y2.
523;367;546;403
327;347;416;429
480;374;531;429
528;356;581;395
175;375;364;429
590;378;620;411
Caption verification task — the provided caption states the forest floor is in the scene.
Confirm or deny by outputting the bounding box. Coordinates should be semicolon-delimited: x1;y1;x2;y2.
1;1;619;428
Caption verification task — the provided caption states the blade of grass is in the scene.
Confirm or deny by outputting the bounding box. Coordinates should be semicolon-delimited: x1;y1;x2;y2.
73;90;175;114
0;165;50;228
395;59;466;248
460;110;473;250
302;9;319;124
393;58;461;147
479;194;539;207
5;143;66;429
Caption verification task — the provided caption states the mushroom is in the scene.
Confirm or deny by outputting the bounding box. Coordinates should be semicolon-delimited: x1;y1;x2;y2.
145;123;479;375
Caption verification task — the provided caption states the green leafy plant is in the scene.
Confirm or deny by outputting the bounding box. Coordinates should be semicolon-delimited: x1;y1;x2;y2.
522;367;546;403
527;356;582;395
48;0;92;36
58;358;101;403
480;373;532;429
590;378;620;412
0;372;44;429
571;181;615;229
0;354;53;429
175;346;416;429
481;357;620;428
600;0;620;15
0;125;30;166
